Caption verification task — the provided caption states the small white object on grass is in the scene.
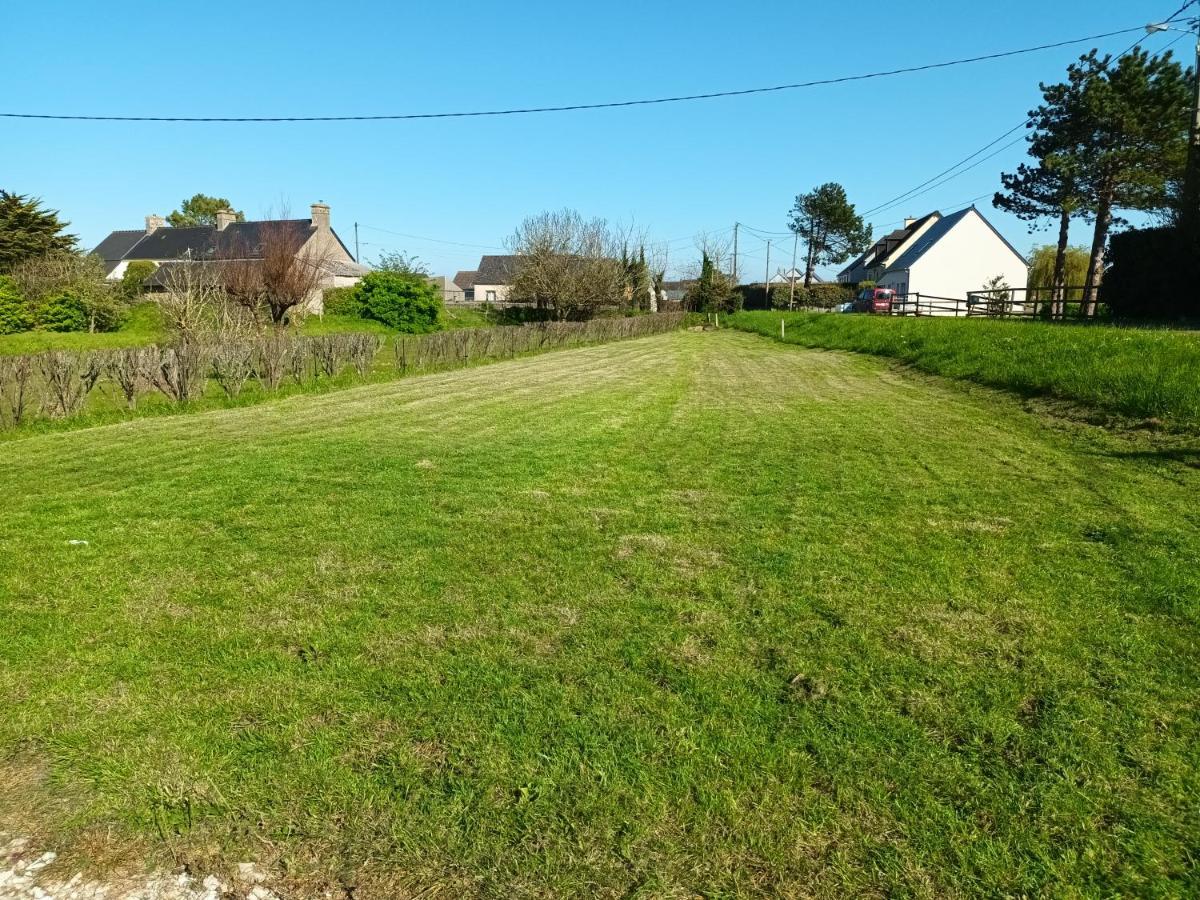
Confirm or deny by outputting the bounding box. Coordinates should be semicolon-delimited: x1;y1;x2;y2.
67;540;89;546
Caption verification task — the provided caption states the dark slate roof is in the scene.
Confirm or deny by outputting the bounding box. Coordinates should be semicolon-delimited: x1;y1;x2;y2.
838;213;940;279
93;230;149;264
453;269;478;290
885;207;1027;272
92;218;357;265
474;255;522;284
135;220;315;261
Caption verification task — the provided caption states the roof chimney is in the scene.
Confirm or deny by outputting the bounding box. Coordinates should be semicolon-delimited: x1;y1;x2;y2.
903;217;917;228
215;208;237;231
311;202;330;231
145;214;166;234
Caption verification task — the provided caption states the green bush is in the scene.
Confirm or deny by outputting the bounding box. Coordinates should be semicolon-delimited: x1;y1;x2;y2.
0;275;32;334
357;271;442;333
796;283;855;309
322;285;365;317
38;292;90;332
118;260;157;299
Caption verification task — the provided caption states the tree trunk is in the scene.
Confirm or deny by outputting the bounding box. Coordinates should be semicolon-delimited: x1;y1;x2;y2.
803;225;816;289
1082;195;1112;318
1051;206;1071;319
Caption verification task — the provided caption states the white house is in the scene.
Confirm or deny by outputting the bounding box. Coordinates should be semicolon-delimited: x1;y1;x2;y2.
769;267;823;285
837;213;941;285
839;207;1027;312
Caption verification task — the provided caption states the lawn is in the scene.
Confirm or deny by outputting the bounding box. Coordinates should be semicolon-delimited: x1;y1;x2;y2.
730;310;1200;430
1;330;1197;897
0;302;165;355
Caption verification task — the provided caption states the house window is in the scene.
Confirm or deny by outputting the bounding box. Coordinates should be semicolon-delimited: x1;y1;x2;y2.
485;290;497;303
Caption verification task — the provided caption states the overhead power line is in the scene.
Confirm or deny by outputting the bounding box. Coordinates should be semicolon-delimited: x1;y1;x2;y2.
858;4;1196;220
0;26;1151;123
358;223;505;251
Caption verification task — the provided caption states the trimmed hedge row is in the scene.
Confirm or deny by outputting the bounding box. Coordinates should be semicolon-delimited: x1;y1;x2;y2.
0;313;689;430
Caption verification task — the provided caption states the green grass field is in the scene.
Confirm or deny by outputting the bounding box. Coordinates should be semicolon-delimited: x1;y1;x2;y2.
730;311;1200;430
2;330;1198;897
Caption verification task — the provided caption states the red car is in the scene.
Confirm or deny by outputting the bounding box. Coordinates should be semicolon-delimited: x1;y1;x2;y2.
854;287;897;313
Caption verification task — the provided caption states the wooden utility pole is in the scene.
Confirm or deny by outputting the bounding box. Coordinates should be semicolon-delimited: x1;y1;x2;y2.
1182;23;1200;252
764;241;771;307
731;222;739;284
354;222;360;263
788;231;798;309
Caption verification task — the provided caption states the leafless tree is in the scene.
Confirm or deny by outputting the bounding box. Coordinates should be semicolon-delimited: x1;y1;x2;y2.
289;339;311;384
211;340;256;398
157;261;224;342
0;355;36;427
219;219;334;326
255;330;294;392
40;351;103;418
310;335;344;378
687;231;736;282
148;344;209;403
347;333;383;377
107;347;157;409
506;209;627;320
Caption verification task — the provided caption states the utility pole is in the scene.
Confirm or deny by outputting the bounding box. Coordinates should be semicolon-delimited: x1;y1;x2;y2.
764;240;771;307
1149;16;1200;251
354;222;360;263
788;231;798;310
729;223;739;285
1183;19;1200;252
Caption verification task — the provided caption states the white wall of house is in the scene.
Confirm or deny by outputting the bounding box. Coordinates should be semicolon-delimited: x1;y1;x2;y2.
474;284;511;305
879;210;1028;312
105;260;131;281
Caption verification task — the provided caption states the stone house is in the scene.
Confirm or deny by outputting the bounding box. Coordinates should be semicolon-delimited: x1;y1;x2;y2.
93;202;369;312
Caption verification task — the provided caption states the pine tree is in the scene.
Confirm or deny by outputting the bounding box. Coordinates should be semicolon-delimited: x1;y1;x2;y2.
993;161;1087;314
0;191;78;271
1029;49;1191;314
787;183;872;288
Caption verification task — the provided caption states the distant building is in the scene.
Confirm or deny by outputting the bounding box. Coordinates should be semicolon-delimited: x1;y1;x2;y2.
93;202;368;312
466;255;522;305
429;275;465;304
452;269;478;302
659;280;696;306
769;267;822;285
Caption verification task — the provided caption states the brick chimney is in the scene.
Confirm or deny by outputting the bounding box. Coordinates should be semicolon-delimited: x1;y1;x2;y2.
310;202;331;231
145;214;166;234
215;208;237;231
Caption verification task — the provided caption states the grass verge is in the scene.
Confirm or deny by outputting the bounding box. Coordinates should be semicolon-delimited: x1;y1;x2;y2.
729;310;1200;430
1;330;1197;896
0;304;485;356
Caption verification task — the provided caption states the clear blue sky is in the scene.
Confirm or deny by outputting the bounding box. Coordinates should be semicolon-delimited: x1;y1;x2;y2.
1;0;1187;279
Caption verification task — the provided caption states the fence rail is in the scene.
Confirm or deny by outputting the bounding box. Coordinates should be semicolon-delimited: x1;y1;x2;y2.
874;287;1099;320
